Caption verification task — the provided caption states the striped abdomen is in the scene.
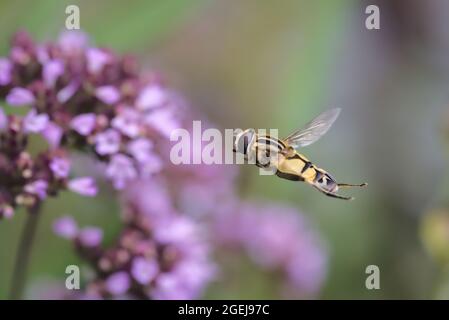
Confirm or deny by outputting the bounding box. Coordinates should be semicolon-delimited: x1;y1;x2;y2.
276;150;339;193
252;135;339;192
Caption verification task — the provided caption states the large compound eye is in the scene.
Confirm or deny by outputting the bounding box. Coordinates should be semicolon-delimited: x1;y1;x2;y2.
234;129;255;154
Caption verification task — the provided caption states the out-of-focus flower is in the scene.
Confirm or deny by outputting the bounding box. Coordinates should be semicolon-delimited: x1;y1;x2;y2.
105;154;137;190
78;227;103;247
131;257;159;285
70;114;96;136
6;87;35;106
111;107;141;138
23;109;49;133
86;48;110;74
95;129;121;156
42;59;64;88
136;85;166;110
68;177;98;197
54;216;103;247
144;108;180;138
127;138;153;163
49;157;71;178
105;272;130;296
0;58;12;85
24;180;48;200
58;30;88;54
53;216;78;239
138;153;163;177
54;185;216;299
57;81;78;103
42;122;63;148
95;86;121;105
123;180;175;223
214;201;327;297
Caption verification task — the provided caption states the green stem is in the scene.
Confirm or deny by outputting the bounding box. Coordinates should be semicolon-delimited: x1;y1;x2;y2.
8;204;41;300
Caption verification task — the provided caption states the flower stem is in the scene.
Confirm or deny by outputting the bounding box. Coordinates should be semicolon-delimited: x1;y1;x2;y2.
8;204;41;300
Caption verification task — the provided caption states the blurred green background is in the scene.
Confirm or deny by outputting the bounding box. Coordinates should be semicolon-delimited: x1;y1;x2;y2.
2;0;449;299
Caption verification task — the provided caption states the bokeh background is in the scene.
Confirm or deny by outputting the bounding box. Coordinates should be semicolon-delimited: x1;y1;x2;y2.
2;0;449;299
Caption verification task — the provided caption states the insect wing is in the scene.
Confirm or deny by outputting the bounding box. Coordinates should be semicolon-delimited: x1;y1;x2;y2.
284;108;341;148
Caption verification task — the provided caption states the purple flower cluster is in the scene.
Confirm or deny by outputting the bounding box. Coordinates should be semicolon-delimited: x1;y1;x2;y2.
53;180;216;300
0;110;96;218
1;30;329;299
214;201;327;297
0;30;178;193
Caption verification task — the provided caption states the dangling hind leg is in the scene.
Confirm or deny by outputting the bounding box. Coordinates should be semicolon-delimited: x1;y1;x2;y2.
337;182;368;188
314;186;354;200
323;191;354;200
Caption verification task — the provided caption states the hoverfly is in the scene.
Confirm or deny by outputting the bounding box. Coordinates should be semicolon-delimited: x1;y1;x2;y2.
233;108;367;200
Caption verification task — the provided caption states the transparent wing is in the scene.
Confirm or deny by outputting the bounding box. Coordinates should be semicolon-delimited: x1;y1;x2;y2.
284;108;341;148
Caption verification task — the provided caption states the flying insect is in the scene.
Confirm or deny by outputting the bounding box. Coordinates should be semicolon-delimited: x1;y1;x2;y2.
233;108;367;200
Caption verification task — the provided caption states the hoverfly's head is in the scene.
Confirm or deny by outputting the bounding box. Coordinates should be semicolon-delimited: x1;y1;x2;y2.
316;173;339;193
233;129;256;156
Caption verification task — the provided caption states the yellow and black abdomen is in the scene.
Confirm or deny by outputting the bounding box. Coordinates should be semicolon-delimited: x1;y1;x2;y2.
276;152;339;193
276;152;317;182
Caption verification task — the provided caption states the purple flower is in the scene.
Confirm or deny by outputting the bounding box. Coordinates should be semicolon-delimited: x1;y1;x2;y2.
24;180;48;200
0;58;12;85
214;202;328;297
152;259;215;300
11;47;30;65
144;109;179;138
106;154;137;190
57;81;79;103
139;154;163;177
245;210;303;268
43;59;64;87
151;273;183;300
131;257;159;285
58;30;89;55
111;107;140;138
42;122;63;148
23;109;49;133
86;48;110;74
127;138;153;163
151;261;214;300
105;272;130;296
55;192;216;299
70;113;96;136
286;241;327;295
53;216;78;239
78;227;103;247
6;87;35;106
95;86;120;105
136;85;166;110
95;129;121;155
124;180;174;222
36;45;49;64
153;216;196;246
0;107;7;131
68;177;98;197
50;157;71;178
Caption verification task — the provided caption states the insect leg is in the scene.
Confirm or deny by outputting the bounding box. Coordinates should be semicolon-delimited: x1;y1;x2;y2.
314;185;354;200
337;182;368;188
